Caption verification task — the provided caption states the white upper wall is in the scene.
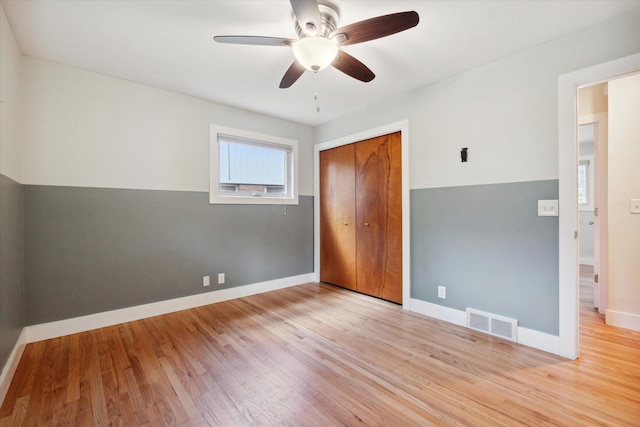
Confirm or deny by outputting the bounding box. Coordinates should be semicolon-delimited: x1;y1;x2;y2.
21;57;314;195
0;3;23;182
14;7;640;194
314;9;640;190
607;72;640;326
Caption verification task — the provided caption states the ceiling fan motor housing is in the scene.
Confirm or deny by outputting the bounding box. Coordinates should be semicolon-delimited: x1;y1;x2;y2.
294;2;339;38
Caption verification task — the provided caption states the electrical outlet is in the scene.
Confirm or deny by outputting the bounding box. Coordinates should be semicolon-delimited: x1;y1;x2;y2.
438;285;446;299
537;200;558;216
218;273;225;284
203;276;210;287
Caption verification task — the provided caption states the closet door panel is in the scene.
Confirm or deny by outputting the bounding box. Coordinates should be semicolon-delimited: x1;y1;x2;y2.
355;133;403;303
379;132;403;303
320;144;357;290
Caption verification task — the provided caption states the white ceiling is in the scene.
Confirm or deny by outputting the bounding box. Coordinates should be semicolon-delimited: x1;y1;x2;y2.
3;0;640;126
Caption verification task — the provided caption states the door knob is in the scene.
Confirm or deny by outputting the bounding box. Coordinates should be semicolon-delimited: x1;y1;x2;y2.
588;221;595;225
364;222;369;227
343;222;348;226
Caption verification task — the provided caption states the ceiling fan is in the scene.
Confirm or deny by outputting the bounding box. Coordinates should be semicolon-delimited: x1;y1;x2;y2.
214;0;419;88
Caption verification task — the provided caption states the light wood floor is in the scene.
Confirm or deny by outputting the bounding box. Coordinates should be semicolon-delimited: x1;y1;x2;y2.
1;283;639;426
580;264;595;308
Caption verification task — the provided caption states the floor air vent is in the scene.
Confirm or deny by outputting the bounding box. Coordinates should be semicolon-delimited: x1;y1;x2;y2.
466;308;518;342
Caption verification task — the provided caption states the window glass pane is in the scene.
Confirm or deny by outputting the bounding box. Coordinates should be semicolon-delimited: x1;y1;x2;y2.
220;140;286;186
218;136;291;197
578;161;588;205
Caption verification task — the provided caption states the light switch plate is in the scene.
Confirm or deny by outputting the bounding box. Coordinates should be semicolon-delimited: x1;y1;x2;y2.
538;200;559;217
631;199;640;214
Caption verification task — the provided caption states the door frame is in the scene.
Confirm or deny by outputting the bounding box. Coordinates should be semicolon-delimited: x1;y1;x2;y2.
558;53;640;359
314;120;411;309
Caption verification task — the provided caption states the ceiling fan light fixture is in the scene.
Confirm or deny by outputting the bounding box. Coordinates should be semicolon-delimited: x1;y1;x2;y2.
292;36;338;72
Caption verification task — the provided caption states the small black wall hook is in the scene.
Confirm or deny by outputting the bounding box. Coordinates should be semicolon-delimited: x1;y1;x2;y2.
461;147;468;162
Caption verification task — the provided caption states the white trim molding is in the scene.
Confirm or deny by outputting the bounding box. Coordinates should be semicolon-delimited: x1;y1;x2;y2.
314;120;411;310
606;309;640;332
0;329;28;406
410;298;466;326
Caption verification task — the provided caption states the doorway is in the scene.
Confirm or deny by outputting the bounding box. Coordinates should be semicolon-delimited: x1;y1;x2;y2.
558;53;640;359
576;117;609;317
577;123;598;309
576;82;609;317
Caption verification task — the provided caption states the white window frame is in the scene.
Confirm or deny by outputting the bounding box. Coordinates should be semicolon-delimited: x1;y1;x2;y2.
578;155;594;211
210;125;299;205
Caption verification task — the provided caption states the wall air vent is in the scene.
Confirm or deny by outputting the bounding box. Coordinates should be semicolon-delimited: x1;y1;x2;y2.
466;308;518;342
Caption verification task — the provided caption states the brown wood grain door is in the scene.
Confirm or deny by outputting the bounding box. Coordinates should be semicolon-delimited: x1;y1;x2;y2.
355;132;402;303
320;144;357;290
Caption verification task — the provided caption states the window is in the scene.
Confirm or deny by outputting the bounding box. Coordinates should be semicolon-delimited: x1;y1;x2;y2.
210;125;298;204
578;155;594;211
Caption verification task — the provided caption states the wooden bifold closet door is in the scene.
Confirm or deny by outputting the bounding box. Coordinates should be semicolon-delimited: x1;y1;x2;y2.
319;143;357;291
320;132;402;304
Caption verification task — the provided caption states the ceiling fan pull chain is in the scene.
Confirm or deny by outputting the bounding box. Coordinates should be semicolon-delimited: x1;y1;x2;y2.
314;70;320;113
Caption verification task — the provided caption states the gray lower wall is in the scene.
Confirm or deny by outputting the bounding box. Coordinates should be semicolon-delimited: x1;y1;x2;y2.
24;185;314;325
0;174;25;370
19;180;558;334
411;180;559;335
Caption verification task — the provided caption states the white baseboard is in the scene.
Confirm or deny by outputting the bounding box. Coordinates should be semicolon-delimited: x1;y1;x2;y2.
409;298;564;357
579;257;594;266
517;326;561;355
409;298;466;326
26;273;314;343
0;329;28;406
606;309;640;332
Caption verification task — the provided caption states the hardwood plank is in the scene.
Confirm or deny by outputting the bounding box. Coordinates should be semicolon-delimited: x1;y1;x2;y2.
66;334;81;403
120;361;149;425
77;333;100;425
2;283;640;426
0;396;28;427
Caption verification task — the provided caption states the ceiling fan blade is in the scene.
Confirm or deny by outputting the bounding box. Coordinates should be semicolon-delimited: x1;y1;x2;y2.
331;51;375;83
280;61;306;88
290;0;321;35
330;11;419;46
213;36;293;47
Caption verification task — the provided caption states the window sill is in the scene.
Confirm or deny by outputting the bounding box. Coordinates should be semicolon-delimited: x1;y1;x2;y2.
209;194;299;205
